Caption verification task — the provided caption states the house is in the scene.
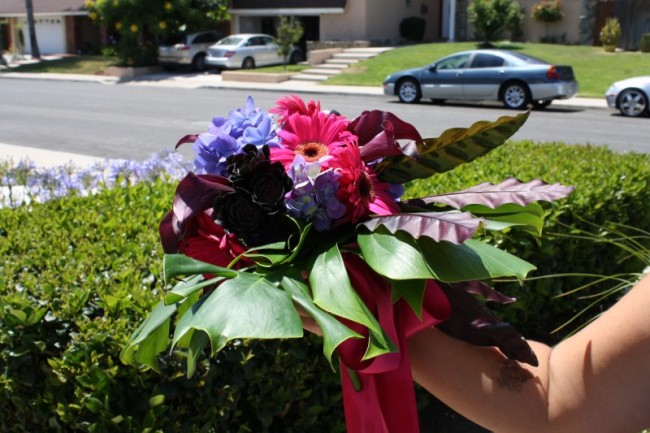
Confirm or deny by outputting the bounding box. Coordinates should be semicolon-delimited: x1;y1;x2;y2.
0;0;101;55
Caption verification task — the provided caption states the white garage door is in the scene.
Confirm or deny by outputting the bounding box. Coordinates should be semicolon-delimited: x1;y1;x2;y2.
20;16;66;55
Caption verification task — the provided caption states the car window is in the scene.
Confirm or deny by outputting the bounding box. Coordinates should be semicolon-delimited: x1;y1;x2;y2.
216;36;244;46
436;53;471;70
508;51;548;64
470;53;505;68
247;37;265;46
261;36;276;46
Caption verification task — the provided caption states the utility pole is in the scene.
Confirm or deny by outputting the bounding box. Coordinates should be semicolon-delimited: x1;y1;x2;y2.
25;0;41;59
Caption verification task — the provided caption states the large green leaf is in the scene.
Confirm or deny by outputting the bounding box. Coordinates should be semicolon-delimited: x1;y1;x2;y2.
281;276;362;367
357;229;433;280
375;111;530;184
120;300;177;372
164;274;224;305
418;238;536;282
390;279;426;319
243;220;312;268
171;273;303;357
309;244;395;360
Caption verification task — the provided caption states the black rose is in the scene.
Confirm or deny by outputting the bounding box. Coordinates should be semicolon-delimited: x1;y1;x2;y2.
214;192;266;238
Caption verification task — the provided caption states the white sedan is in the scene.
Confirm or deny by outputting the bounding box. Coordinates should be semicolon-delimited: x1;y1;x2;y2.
605;76;650;117
206;33;302;70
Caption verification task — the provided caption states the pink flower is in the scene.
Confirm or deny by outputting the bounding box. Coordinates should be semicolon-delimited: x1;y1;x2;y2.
330;140;400;224
270;94;321;124
271;110;354;170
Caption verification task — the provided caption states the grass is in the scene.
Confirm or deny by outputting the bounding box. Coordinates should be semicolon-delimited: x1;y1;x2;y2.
3;42;648;98
1;55;116;75
324;41;650;98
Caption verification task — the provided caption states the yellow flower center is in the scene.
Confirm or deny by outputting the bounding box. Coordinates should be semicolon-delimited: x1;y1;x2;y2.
296;142;328;162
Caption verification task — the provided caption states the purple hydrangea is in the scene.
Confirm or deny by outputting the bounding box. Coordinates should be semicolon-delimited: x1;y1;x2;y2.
192;97;278;176
285;156;346;231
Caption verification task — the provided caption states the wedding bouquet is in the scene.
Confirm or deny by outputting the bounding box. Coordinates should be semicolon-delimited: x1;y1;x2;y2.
121;95;573;433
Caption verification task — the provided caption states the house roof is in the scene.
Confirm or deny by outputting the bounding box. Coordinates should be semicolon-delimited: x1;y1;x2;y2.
0;0;87;16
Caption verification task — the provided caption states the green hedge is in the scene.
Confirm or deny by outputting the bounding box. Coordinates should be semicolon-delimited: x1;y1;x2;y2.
1;141;649;432
407;140;650;342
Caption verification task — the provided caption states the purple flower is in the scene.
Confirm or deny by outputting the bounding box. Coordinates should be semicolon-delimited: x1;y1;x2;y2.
285;156;345;231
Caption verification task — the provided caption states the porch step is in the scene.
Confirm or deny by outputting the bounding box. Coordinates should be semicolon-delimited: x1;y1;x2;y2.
288;46;393;84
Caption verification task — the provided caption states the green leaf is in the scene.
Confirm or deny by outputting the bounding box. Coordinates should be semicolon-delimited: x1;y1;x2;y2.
376;111;530;184
281;276;362;367
164;274;224;305
390;279;426;319
244;221;312;268
120;301;177;372
464;203;544;237
418;238;536;282
163;254;238;283
171;273;303;358
310;244;395;360
358;229;433;280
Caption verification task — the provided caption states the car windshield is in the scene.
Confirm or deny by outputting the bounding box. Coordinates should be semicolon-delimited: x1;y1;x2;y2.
162;34;187;46
215;36;245;46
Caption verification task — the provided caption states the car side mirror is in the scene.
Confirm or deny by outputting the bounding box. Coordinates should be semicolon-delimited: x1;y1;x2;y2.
428;65;437;72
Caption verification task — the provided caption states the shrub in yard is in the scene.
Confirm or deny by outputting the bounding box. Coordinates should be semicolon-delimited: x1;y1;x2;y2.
468;0;523;47
639;33;650;52
531;0;564;23
407;140;650;343
600;17;622;51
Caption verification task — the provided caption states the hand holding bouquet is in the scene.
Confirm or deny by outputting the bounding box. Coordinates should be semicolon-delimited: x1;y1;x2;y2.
122;96;573;433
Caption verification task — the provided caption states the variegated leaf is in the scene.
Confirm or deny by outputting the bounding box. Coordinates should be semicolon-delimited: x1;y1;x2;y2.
375;111;530;184
416;178;575;209
361;211;483;244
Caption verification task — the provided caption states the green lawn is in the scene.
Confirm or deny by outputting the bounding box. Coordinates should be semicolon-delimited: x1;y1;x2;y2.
324;41;650;98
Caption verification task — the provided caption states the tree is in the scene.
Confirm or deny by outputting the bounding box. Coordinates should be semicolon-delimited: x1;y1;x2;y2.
468;0;522;47
86;0;229;66
24;0;40;59
275;16;303;69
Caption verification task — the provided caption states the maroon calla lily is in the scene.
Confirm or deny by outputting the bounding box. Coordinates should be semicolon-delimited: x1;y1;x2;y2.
159;172;234;253
347;110;422;162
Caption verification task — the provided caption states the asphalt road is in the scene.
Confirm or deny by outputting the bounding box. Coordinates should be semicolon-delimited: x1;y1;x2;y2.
0;78;648;162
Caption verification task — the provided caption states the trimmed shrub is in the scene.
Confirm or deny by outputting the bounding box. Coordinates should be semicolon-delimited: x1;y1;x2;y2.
400;17;426;42
640;33;650;52
1;141;649;432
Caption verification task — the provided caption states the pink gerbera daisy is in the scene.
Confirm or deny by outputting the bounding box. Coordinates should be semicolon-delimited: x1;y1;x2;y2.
270;94;321;125
329;140;400;224
271;110;354;170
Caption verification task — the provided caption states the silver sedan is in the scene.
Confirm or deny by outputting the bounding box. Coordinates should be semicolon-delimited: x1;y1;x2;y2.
605;76;650;117
206;34;302;70
383;49;578;110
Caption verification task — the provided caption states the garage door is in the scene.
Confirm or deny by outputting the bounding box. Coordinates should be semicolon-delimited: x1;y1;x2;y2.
20;16;66;55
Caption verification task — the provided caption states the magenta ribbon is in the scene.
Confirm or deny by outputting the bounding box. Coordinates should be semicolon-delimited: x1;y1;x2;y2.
338;254;450;433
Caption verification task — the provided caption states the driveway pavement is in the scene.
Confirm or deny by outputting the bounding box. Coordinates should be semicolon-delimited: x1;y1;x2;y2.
0;68;608;167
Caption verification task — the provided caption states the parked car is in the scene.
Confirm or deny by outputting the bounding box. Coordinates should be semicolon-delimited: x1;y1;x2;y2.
158;30;224;72
382;49;578;109
205;33;303;70
605;76;650;117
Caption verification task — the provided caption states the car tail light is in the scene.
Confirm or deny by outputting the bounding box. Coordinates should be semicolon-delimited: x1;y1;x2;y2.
224;51;236;58
547;66;560;80
175;44;190;51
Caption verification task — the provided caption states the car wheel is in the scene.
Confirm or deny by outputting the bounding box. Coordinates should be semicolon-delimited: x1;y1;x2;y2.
242;57;256;69
502;82;530;110
397;78;421;104
191;54;207;72
289;51;302;65
618;88;648;117
532;100;552;109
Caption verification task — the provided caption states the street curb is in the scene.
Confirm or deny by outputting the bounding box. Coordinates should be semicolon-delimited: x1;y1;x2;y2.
0;71;609;110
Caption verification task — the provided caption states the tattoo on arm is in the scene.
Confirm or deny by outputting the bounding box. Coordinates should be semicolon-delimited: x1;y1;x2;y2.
496;360;533;391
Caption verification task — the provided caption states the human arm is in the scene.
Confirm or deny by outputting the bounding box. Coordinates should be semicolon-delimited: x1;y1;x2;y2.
408;274;650;433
